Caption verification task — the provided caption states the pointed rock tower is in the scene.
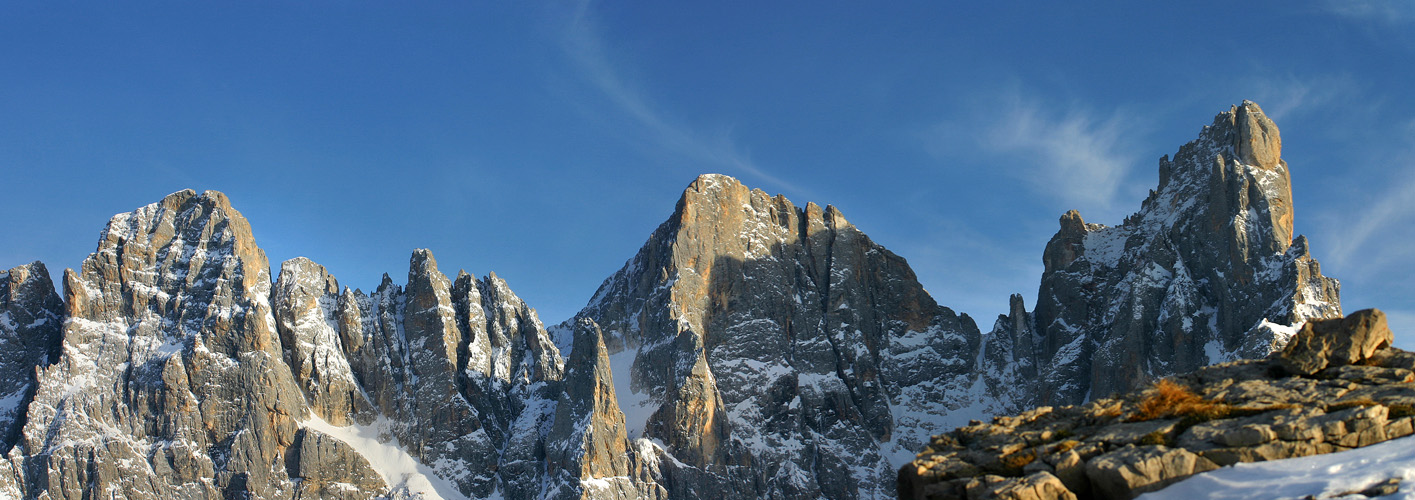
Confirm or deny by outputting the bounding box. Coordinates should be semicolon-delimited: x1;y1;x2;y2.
1001;100;1341;406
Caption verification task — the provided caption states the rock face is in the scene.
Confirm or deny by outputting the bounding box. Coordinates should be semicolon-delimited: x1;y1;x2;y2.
545;318;665;500
0;101;1349;499
567;174;997;499
0;262;63;451
900;309;1414;500
288;429;387;498
1002;100;1341;406
0;190;655;499
13;190;306;499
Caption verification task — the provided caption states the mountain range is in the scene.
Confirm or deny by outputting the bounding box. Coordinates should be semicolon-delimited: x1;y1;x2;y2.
0;101;1341;499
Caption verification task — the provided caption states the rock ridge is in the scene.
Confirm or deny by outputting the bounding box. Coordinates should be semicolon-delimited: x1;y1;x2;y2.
900;309;1403;500
0;100;1351;500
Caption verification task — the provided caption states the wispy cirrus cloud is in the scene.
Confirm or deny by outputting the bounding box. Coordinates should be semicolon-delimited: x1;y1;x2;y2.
924;92;1146;220
1243;73;1359;122
1324;166;1415;274
560;1;800;194
1320;0;1415;24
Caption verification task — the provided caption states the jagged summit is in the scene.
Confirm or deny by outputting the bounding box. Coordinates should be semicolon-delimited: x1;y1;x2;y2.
1014;100;1341;407
0;188;660;499
568;171;997;499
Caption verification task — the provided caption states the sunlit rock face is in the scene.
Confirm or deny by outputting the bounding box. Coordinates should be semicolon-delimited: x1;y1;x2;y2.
568;173;1004;500
15;190;308;499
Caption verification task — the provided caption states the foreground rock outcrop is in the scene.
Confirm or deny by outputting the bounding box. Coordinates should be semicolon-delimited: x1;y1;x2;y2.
900;309;1403;500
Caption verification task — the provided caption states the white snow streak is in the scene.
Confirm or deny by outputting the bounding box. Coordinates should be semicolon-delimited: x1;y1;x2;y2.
608;348;655;439
300;413;465;500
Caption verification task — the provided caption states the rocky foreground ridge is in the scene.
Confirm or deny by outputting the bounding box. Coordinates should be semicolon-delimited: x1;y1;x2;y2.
0;100;1345;499
899;309;1406;500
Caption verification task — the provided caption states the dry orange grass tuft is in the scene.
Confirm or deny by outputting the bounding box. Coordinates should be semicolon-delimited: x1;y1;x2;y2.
1131;379;1207;421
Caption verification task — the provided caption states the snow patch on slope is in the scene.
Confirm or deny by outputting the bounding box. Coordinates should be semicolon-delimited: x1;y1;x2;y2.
301;413;466;500
608;348;654;439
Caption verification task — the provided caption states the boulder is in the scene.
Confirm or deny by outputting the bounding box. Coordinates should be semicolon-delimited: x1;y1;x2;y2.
1278;309;1392;375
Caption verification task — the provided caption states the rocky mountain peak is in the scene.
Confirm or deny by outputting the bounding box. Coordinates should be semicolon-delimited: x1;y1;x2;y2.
1231;100;1283;171
14;188;309;498
1042;210;1088;273
545;318;664;499
571;173;989;499
1019;100;1340;406
0;262;63;451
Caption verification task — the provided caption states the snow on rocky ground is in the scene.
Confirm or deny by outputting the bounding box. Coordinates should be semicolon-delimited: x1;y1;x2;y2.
1142;435;1415;500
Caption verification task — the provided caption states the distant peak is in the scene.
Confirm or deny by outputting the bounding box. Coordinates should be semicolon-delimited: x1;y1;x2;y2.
1212;100;1282;170
156;189;237;213
688;173;741;190
1058;209;1086;234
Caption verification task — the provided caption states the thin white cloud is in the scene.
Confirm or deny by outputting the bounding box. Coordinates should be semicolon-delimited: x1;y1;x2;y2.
1325;166;1415;274
561;2;800;194
1244;73;1359;122
1320;0;1415;23
925;93;1144;219
898;215;1043;323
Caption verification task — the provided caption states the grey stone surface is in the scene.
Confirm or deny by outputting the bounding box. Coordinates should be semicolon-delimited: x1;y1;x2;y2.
289;428;386;498
1084;446;1218;500
966;472;1077;500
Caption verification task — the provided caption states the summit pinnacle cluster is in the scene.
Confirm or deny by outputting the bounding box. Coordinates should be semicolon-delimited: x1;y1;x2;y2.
0;101;1340;499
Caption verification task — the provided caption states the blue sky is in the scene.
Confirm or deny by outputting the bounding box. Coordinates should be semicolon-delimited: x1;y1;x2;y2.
3;1;1413;345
